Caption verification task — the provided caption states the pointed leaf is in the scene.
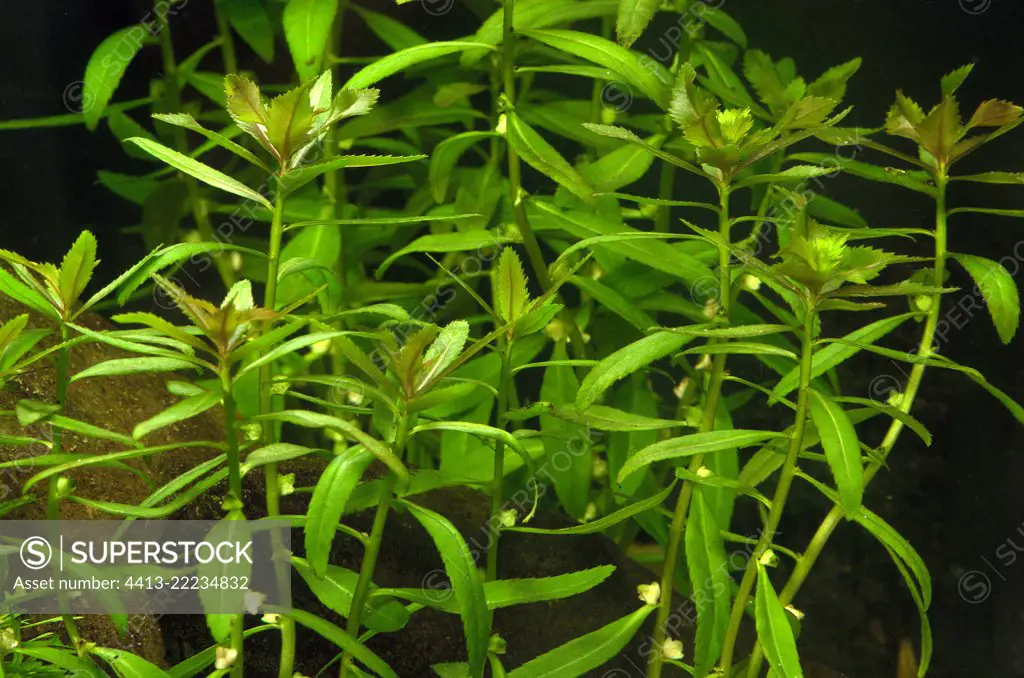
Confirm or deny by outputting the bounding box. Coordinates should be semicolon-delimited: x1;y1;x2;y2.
283;0;339;80
59;230;98;310
344;42;496;90
305;446;374;577
577;331;689;410
615;0;660;47
687;490;731;677
951;252;1020;344
506;112;595;203
755;563;803;678
82;27;146;130
618;430;785;484
807;389;864;514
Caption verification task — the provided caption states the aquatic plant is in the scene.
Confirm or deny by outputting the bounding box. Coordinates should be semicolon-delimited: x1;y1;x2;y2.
0;1;1022;676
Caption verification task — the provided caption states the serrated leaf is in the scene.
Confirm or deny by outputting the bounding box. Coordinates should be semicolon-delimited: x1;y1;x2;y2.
133;391;220;440
940;64;974;97
352;5;427;51
577;331;689;410
376;230;516;278
429;131;495;203
278;153;424;194
403;501;489;678
293;558;410;632
152;112;268;170
418;321;470;391
126;138;272;209
305;447;374;578
615;0;660;47
59;230;98;311
495;248;529;324
951;252;1020;344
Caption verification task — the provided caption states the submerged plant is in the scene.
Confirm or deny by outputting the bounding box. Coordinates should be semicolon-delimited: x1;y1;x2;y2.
0;1;1021;677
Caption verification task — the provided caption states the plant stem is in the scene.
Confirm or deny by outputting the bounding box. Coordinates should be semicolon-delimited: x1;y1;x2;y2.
647;183;732;678
156;1;233;288
486;340;512;581
220;367;244;678
718;299;816;677
500;0;588;358
742;173;950;677
213;2;238;75
340;409;410;678
258;187;298;678
47;323;80;647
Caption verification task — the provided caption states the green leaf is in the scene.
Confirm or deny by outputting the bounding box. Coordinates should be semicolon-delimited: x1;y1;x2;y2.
702;6;748;47
755;563;803;678
736;165;834;188
293;558;410;633
524;29;670;106
686;490;731;677
495;248;530;324
222;0;275;62
238;331;344;377
618;430;784;485
133;390;220;440
82;27;146;130
833;396;932;447
506;113;595;203
126;137;272;209
508;481;673;535
305;447;374;578
418;321;470;391
352;6;427;51
507;605;654;678
680;342;798;361
403;501;489;678
376;230;515;278
616;0;660;47
266;605;398;678
569;276;655;332
283;0;339;80
482;566;614;608
807;389;864;514
581;138;658;192
430;131;496;203
14;648;106;678
344;42;496;90
941;64;974;97
242;442;323;473
71;357;197;382
577;331;689;410
551;403;688;432
462;0;618;67
540;341;590;519
277;224;341;309
773;312;918;398
278;153;425;194
533;202;713;285
951;252;1020;344
90;648;172;678
790;152;936;196
58;230;98;311
152;112;269;170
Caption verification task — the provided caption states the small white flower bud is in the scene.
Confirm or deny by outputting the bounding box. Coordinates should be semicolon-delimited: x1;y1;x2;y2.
582;502;598;522
673;377;690;400
662;638;684;660
741;273;762;291
703;297;719;319
695;354;713;371
785;604;805;620
758;549;778;567
696;466;713;478
637;582;661;606
215;647;238;670
499;509;517;528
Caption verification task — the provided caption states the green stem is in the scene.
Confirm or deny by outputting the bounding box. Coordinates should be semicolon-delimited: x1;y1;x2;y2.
213;2;238;75
486;340;512;581
156;1;233;288
647;183;732;678
742;173;950;677
500;0;588;359
48;323;80;647
220;367;244;678
718;299;816;677
259;187;297;678
340;410;410;678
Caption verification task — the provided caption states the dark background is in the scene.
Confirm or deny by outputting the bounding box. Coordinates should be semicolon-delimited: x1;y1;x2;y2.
1;1;1023;675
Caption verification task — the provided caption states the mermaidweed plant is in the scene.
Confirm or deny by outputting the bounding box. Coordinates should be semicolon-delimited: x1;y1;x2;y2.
1;1;1024;677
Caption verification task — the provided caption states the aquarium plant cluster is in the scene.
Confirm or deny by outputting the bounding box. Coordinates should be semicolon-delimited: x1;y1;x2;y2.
0;0;1022;676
